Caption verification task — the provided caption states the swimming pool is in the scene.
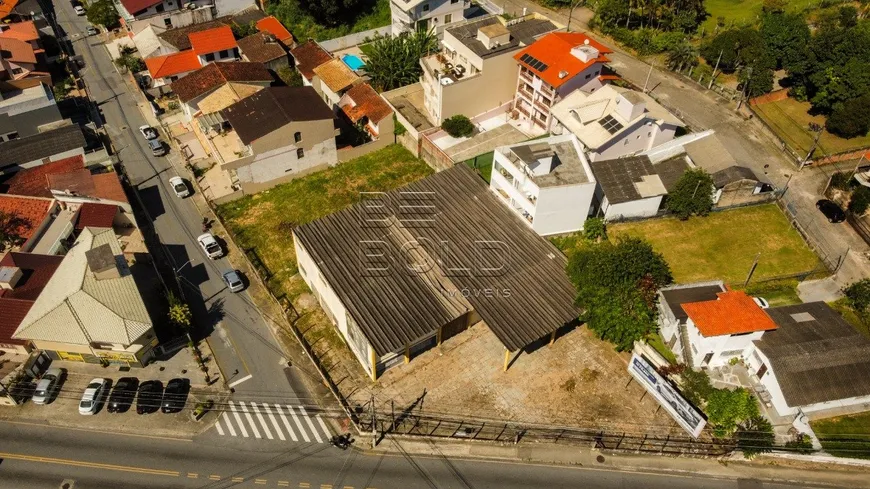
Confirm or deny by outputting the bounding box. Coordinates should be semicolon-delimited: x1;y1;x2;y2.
342;54;366;71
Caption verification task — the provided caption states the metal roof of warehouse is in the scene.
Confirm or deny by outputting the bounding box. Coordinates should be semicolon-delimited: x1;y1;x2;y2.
294;164;580;355
0;124;84;169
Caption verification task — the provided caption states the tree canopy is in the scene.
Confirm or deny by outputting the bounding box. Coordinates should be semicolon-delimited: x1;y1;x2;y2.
826;94;870;139
299;0;363;27
665;168;714;219
594;0;708;33
86;0;120;30
0;210;26;251
566;237;672;351
737;415;776;458
441;115;474;138
365;30;438;91
706;387;759;438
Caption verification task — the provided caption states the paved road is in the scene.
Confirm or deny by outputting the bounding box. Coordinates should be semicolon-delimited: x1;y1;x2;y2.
0;420;828;489
48;2;327;406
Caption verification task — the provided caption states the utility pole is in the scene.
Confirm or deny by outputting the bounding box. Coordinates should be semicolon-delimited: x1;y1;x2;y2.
736;67;753;111
708;50;723;90
800;122;824;171
642;62;654;93
567;0;584;31
743;252;761;287
370;395;377;448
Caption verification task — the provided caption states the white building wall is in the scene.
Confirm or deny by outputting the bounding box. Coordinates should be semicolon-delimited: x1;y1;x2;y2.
532;182;596;235
554;62;605;99
684;319;764;369
134;0;181;19
592;120;671;161
391;0;465;34
601;195;662;221
236;138;338;185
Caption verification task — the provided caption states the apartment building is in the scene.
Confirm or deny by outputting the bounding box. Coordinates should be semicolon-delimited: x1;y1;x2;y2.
390;0;468;35
512;32;611;134
419;14;559;126
490;134;596;235
0;82;62;140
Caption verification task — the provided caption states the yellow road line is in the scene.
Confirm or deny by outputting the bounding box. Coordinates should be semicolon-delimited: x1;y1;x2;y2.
255;479;267;485
343;486;354;489
188;473;198;478
232;477;245;482
0;420;193;443
224;325;251;375
278;481;290;487
321;485;333;489
299;483;310;488
209;475;221;480
0;451;179;477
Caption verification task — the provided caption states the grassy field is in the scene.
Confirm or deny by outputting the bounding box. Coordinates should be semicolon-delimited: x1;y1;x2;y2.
217;145;433;301
811;411;870;459
608;205;821;284
463;151;494;183
828;298;870;338
700;0;816;33
647;332;678;364
268;0;390;41
753;97;870;157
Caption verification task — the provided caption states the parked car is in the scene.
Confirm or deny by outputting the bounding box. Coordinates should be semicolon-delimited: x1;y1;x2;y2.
222;270;244;293
148;139;167;157
169;176;190;198
161;378;190;414
136;380;163;415
74;5;86;15
139;125;158;140
752;297;770;309
86;25;98;36
106;377;139;413
78;378;108;415
198;233;223;259
816;199;846;223
31;368;64;405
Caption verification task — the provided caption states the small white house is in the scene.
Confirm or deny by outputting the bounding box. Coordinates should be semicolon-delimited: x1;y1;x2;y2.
490;134;596;236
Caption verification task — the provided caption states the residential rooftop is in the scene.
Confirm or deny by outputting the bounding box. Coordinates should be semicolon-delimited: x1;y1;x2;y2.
220;86;334;145
255;16;293;44
757;302;870;407
189;26;237;56
0;252;63;347
340;83;392;124
237;32;286;64
289;40;332;80
682;290;778;337
445;15;558;60
0;83;55;117
660;282;726;324
712;166;760;189
0;21;39;43
500;134;593;188
312;58;359;93
3;155;84;197
294;164;580;355
589;155;667;204
145;50;201;79
0;194;52;242
170;61;272;103
513;32;611;88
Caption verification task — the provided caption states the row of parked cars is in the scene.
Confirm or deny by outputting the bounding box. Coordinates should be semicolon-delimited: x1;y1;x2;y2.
31;369;190;416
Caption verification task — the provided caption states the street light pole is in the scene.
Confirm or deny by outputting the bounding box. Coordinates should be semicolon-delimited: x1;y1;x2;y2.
567;0;585;31
800;122;824;171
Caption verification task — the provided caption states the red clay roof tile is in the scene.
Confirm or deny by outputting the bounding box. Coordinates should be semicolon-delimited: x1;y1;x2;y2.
0;37;36;64
513;32;611;89
682;290;779;337
255;16;293;44
145;50;201;79
0;251;63;301
0;194;52;242
289;40;331;80
76;203;118;230
91;173;128;203
0;21;39;42
189;26;237;55
4;155;85;198
341;83;392;124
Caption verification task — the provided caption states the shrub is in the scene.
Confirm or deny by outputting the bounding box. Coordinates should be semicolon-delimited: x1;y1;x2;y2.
826;95;870;139
844;278;870;314
829;171;853;191
737;415;775;458
583;217;607;241
784;433;815;454
665;168;714;219
277;66;303;87
441;115;474;138
849;185;870;215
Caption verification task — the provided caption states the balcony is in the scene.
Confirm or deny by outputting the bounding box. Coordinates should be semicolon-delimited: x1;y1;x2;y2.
533;98;551;114
491;166;536;216
421;53;474;86
208;129;253;168
540;83;555;98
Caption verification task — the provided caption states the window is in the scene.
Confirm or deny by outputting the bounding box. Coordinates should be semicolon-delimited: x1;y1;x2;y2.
297;148;304;158
598;114;624;134
594;70;600;76
585;73;591;79
11;67;23;75
169;75;179;82
164;18;172;27
445;13;452;23
219;50;228;58
294;131;302;143
155;3;164;11
451;0;458;3
205;53;215;62
1;131;19;142
422;3;429;11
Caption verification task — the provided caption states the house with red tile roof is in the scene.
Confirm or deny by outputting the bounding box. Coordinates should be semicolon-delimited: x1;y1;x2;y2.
3;155;85;198
0;194;56;252
145;25;242;89
145;50;201;87
338;83;394;140
0;251;63;353
289;40;331;84
512;32;612;134
0;36;40;81
255;16;293;46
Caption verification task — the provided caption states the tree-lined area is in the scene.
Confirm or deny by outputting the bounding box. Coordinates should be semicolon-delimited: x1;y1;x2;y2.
267;0;390;41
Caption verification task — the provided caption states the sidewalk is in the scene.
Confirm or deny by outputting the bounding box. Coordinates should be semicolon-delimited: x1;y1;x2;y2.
363;435;870;488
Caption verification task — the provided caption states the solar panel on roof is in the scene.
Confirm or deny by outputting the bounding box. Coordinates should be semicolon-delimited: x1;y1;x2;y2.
521;54;548;72
598;114;624;134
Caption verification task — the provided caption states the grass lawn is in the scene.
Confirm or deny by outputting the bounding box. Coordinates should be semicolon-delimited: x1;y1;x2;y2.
828;298;870;338
608;205;821;284
217;145;433;301
463;151;494;183
739;278;802;307
753;97;870;157
359;42;375;58
268;0;390;41
647;332;677;364
700;0;814;33
810;411;870;460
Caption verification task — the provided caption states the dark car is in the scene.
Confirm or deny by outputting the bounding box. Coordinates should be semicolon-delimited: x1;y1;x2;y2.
136;380;163;415
816;199;846;223
106;377;139;413
161;378;190;414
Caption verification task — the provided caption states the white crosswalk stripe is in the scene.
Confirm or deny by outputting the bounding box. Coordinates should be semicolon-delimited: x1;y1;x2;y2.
214;402;332;443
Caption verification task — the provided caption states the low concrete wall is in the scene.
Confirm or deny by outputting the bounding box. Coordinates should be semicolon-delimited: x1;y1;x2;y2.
319;26;392;52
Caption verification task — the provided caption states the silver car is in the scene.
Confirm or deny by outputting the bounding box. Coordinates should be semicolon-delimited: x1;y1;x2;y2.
32;368;64;405
222;270;244;293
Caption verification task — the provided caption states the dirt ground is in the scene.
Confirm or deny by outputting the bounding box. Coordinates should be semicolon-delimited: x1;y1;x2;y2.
338;322;679;436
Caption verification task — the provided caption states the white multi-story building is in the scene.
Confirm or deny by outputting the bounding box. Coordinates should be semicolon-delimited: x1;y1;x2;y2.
390;0;469;35
490;134;596;236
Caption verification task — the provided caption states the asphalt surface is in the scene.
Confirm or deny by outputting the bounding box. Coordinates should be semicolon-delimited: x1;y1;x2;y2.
48;2;326;407
0;420;826;489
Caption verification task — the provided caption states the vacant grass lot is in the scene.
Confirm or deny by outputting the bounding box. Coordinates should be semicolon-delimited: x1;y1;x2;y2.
753;97;870;156
608;205;821;284
700;0;813;33
216;145;433;301
811;411;870;460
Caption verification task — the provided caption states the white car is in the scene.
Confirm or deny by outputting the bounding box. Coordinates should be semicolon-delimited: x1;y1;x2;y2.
169;176;190;198
74;5;85;15
139;125;158;140
32;368;64;405
79;378;108;415
753;297;770;309
198;233;223;259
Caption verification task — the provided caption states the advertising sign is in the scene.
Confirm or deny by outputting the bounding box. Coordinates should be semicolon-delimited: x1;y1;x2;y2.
628;353;706;438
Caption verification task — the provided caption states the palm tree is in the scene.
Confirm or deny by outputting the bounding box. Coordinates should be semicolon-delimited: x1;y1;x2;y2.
666;42;699;72
365;30;438;92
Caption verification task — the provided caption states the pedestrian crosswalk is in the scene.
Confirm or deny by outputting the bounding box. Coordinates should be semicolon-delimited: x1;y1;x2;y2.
213;401;333;443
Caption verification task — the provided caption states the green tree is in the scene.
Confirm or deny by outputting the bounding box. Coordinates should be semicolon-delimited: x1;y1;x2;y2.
665;168;714;219
760;13;810;73
582;217;607;241
593;0;707;33
737;415;776;458
167;292;192;331
679;367;715;407
701;27;768;74
762;0;788;13
115;54;145;73
231;21;257;38
826;94;870;139
86;0;120;30
365;30;437;91
441;115;474;138
301;0;362;27
850;185;870;215
706;387;758;438
666;41;699;71
567;237;673;351
0;210;26;251
277;66;304;87
845;278;870;315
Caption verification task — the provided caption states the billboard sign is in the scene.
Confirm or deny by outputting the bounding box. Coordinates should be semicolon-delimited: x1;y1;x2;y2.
628;353;706;438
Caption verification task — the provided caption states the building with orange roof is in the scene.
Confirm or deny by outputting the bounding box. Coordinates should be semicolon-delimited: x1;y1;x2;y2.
0;36;39;81
658;282;777;369
0;21;40;43
0;194;56;251
512;32;612;134
145;50;201;87
255;16;293;46
338;82;393;139
0;0;21;20
189;26;238;64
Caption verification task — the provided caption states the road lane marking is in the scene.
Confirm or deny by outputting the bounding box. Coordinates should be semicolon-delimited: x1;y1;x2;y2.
278;481;290;487
221;411;237;436
255;479;267;485
228;373;253;388
251;402;274;440
276;404;299;442
187;473;198;478
288;405;310;442
214;416;225;436
232;476;245;482
299;483;310;488
298;406;323;443
209;475;221;480
316;415;331;439
321;485;332;489
240;402;261;438
0;451;180;477
264;404;286;441
230;401;249;438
